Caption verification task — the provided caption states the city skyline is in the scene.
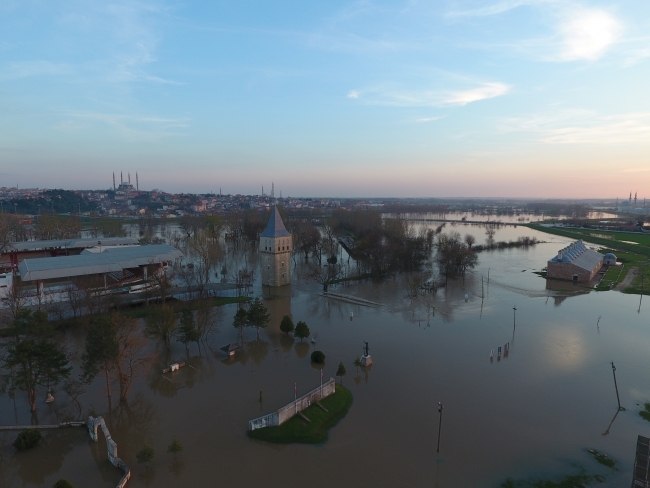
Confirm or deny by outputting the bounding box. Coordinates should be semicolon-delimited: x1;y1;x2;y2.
1;0;649;197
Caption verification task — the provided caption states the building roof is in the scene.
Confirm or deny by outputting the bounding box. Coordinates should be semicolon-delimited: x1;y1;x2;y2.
18;244;183;281
260;206;291;238
548;239;603;272
4;237;138;253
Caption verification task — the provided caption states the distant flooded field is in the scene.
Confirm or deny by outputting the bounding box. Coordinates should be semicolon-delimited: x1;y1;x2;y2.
1;222;646;487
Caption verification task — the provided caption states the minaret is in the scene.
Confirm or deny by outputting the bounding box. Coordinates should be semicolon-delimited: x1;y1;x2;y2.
260;206;292;287
121;172;123;184
136;172;139;191
271;182;275;199
635;192;637;207
128;172;131;185
113;172;116;191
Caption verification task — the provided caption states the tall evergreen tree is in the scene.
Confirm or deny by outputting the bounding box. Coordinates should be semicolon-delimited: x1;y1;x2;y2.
294;321;310;342
232;308;248;343
177;310;200;352
3;339;71;412
279;315;294;335
247;298;270;339
81;316;118;400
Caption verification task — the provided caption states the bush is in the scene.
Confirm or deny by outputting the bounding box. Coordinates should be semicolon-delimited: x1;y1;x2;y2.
311;350;325;363
53;480;74;488
13;429;42;451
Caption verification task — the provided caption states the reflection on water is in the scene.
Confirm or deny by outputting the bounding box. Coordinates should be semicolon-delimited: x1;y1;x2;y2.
1;222;647;487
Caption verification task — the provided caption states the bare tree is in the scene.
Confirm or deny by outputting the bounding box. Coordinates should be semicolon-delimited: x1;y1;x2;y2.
308;262;341;292
464;234;476;249
195;299;221;342
189;229;222;298
113;314;149;403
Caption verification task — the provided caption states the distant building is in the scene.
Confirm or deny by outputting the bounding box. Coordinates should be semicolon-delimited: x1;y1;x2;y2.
259;207;292;287
618;192;648;214
547;240;604;283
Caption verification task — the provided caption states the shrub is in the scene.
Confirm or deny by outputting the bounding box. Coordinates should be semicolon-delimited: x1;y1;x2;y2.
13;429;42;451
279;315;294;335
311;350;326;363
53;480;74;488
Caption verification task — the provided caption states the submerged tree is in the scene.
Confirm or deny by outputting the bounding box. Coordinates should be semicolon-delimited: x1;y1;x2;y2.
247;298;270;340
294;321;310;342
113;315;149;402
137;444;155;469
144;306;177;350
3;338;71;412
279;315;294;335
336;362;347;384
167;437;184;458
81;316;118;401
176;310;200;352
232;308;248;343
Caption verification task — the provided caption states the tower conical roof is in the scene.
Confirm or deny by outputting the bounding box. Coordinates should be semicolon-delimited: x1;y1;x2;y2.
260;206;291;237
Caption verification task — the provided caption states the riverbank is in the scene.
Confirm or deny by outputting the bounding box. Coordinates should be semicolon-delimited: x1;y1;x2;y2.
247;384;353;444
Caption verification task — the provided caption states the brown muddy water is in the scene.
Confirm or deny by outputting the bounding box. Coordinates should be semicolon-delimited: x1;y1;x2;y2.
1;225;648;487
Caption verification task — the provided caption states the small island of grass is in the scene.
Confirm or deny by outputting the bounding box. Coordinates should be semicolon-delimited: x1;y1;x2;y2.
248;384;353;444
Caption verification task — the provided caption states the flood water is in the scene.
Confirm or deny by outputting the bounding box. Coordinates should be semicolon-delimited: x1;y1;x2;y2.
1;222;648;487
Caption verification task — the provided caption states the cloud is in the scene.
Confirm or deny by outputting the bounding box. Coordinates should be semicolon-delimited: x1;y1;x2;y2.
358;81;510;107
501;111;650;144
414;116;443;123
446;0;552;18
557;9;622;61
55;111;189;139
347;90;360;99
443;82;510;105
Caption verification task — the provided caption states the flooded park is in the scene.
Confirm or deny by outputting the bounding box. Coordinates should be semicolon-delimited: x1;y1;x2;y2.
1;217;648;487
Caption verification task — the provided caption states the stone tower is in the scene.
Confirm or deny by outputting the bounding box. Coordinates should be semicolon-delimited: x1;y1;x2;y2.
260;206;292;286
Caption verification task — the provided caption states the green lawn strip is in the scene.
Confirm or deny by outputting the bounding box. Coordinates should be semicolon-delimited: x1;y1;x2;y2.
527;225;650;258
121;296;251;319
247;384;353;444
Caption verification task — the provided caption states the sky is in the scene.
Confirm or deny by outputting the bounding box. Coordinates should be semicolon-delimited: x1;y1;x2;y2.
1;0;649;198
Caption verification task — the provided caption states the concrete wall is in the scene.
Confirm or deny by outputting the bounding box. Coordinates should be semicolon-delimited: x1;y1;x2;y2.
547;260;602;282
87;416;131;487
249;378;336;430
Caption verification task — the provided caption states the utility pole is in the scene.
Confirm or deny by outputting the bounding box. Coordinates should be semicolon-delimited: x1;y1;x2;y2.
611;362;621;411
513;306;517;330
482;276;484;298
437;402;443;453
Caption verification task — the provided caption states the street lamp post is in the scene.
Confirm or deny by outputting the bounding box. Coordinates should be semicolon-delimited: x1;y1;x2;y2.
513;306;517;330
436;402;444;453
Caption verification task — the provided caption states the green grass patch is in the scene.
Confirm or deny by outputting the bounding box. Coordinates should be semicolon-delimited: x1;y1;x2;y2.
586;449;617;470
529;225;650;295
247;384;353;444
500;465;607;488
639;403;650;422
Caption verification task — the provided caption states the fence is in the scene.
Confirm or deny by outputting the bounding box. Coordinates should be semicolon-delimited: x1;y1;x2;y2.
249;378;336;431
